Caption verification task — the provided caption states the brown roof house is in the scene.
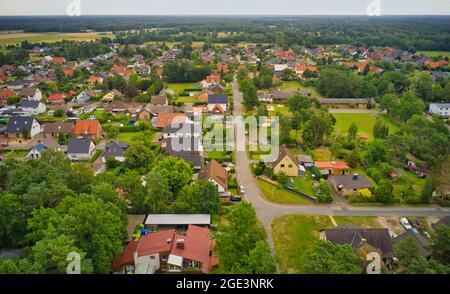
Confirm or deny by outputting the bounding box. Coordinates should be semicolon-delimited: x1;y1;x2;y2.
43;121;74;138
321;224;394;264
150;95;168;106
198;160;228;192
328;173;374;196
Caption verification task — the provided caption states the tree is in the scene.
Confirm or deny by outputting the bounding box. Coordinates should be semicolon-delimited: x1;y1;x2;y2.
239;77;258;110
430;225;450;264
393;236;419;268
123;142;155;172
287;94;312;113
365;139;388;165
302;240;362;274
405;257;450;274
348;122;358;141
67;163;94;194
0;193;27;247
239;240;276;274
53;109;65;117
173;180;221;215
374;180;394;204
143;170;172;213
373;119;389;139
316;179;333;203
32;235;93;274
152;157;193;195
302;112;335;147
414;73;433;102
215;202;268;273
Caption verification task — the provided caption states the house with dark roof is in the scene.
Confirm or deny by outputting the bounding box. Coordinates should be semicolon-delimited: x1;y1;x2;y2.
67;137;96;161
318;98;370;109
207;94;228;113
19;87;42;101
19;99;46;115
6;116;41;139
198;160;228;192
271;145;299;177
112;224;217;274
165;137;203;170
150;95;168;106
102;141;129;162
393;231;431;259
321;224;394;264
26;139;64;160
162;123;201;139
328;174;374;196
43;121;74;138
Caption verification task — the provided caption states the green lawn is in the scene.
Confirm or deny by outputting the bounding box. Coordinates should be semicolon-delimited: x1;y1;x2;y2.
166;83;202;95
277;81;323;98
5;150;28;159
291;175;316;197
312;147;332;161
116;131;155;144
333;113;399;141
271;215;332;273
0;32;115;45
417;51;450;58
257;178;312;204
271;215;382;273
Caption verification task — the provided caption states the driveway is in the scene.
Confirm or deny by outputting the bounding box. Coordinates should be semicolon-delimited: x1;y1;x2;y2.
231;77;450;251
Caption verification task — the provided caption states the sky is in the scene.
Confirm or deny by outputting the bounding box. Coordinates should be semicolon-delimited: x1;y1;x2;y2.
0;0;449;16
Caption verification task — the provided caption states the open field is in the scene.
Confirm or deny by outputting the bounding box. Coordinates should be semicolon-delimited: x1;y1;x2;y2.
256;178;312;204
0;32;115;45
271;215;381;273
277;81;323;98
417;51;450;58
333;113;399;141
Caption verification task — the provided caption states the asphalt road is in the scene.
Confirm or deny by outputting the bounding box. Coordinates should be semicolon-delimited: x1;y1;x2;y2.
231;77;450;250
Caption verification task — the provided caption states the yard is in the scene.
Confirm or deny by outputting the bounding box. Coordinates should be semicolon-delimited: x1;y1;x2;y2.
312;147;333;161
256;178;312;204
116;130;156;144
4;149;28;159
276;81;323;98
290;175;316;197
416;51;450;58
271;215;382;273
165;83;202;95
333;113;399;141
0;32;115;45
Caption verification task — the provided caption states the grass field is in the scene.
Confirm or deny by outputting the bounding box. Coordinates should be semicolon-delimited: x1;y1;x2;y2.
277;81;323;98
0;32;115;45
312;147;332;161
333;113;399;141
291;175;316;197
271;215;381;273
256;178;312;204
417;51;450;58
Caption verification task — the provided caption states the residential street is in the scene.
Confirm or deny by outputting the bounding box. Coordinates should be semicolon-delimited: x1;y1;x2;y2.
231;77;450;251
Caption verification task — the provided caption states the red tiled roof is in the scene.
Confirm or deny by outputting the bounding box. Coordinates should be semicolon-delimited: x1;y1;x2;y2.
47;93;66;101
205;75;220;84
155;113;188;128
111;64;134;76
63;69;74;76
111;240;139;271
0;88;15;98
52;57;65;63
136;230;175;257
74;120;101;136
315;161;349;169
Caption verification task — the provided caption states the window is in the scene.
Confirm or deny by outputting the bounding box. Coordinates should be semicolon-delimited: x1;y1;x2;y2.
288;164;293;168
280;164;285;168
150;256;155;260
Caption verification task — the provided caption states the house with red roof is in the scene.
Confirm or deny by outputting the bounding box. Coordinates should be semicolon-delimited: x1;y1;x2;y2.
315;161;349;176
112;225;218;274
0;88;15;106
87;75;104;85
200;75;221;88
295;64;318;77
73;120;103;139
47;93;66;105
51;57;66;64
111;64;134;78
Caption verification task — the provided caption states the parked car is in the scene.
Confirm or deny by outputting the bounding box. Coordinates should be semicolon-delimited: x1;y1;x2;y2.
400;217;412;230
240;185;245;194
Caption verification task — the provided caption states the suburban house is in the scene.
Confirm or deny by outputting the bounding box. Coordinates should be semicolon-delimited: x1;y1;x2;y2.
102;89;122;104
6;116;41;139
154;113;188;129
43;121;74;138
75;89;96;104
162;123;201;139
295;64;318;77
318;98;370;109
137;109;151;121
198;160;228;192
296;154;314;168
87;75;104;85
46;93;66;105
26;139;64;159
144;214;211;231
271;146;299;177
315;161;349;175
150;95;168;106
112;224;217;274
66;137;96;161
19;87;42;101
207;94;228;113
200;75;221;88
429;103;450;118
105;100;128;114
146;105;176;117
102;141;129;162
73;120;103;139
165;137;203;170
197;88;213;102
258;89;299;103
0;88;15;106
19;100;46;115
320;224;394;264
328;174;374;196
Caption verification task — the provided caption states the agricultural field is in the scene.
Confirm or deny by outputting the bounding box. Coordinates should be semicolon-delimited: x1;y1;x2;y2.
416;51;450;58
332;113;399;141
0;32;115;45
271;215;382;273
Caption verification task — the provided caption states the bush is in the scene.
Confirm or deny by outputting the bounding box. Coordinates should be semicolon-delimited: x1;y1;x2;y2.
316;179;333;203
53;109;65;117
367;167;382;184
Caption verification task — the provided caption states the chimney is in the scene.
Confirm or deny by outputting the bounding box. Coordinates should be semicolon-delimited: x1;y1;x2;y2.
353;173;358;180
176;239;185;249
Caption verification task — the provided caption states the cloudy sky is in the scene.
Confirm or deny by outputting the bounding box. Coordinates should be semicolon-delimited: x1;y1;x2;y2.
0;0;449;16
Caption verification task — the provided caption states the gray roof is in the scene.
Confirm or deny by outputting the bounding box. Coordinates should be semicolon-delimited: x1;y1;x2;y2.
324;224;393;257
20;100;40;109
297;154;314;164
208;94;228;104
145;214;211;225
103;141;128;158
318;98;369;104
67;137;93;154
162;123;200;135
430;103;450;108
329;174;374;189
6;116;35;133
165;137;203;168
393;231;431;258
